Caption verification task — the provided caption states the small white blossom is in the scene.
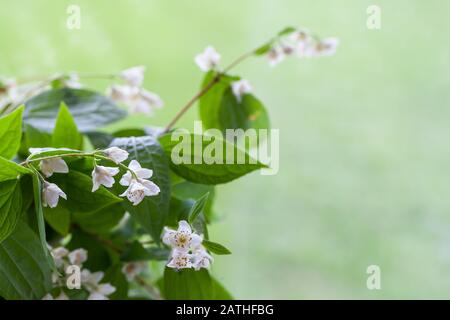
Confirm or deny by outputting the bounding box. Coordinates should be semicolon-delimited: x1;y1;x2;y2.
191;246;213;271
167;250;193;270
42;292;69;300
42;182;67;208
267;47;285;67
103;147;129;164
81;269;116;300
195;46;221;72
91;165;120;192
51;246;69;268
231;79;252;103
39;157;69;178
68;248;88;266
108;85;163;115
162;220;203;252
120;66;145;86
119;160;160;205
313;37;339;57
121;261;146;281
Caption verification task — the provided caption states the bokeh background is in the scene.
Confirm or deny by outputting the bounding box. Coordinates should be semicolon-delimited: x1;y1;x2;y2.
1;0;450;299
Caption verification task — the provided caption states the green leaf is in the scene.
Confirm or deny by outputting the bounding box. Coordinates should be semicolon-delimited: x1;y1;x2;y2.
72;203;125;234
0;156;32;182
254;42;274;56
172;181;217;223
277;26;296;36
86;131;114;149
121;240;169;262
219;90;270;134
110;136;171;243
202;239;231;255
199;71;239;130
0;223;53;299
0;179;23;243
43;205;71;236
24;88;126;133
50;170;122;213
25;124;52;149
0;106;23;159
163;267;213;300
212;276;233;299
28;147;83;160
188;192;209;224
52;102;83;149
159;133;266;185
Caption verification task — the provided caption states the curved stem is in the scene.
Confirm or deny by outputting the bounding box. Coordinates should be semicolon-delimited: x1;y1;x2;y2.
162;49;255;133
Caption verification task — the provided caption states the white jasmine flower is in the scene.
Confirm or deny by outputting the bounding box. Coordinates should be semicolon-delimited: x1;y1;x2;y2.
108;85;163;115
121;261;146;281
311;38;339;57
39;157;69;178
167;250;193;270
195;46;221;72
91;165;120;192
42;182;67;208
267;47;285;67
192;246;213;271
231;79;252;103
120;66;146;86
162;220;203;252
68;248;88;266
103;147;129;164
51;246;69;268
81;269;104;286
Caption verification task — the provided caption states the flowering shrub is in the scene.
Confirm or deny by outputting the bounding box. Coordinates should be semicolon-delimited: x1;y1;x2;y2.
0;27;337;300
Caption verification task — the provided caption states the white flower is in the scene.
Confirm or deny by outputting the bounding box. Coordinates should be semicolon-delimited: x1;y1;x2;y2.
42;182;67;208
119;179;160;206
51;246;69;268
119;160;153;185
103;147;129;164
108;85;163;115
267;47;285;67
195;46;221;72
42;292;69;300
167;250;193;270
191;246;213;271
91;165;120;192
313;37;339;57
81;269;116;300
39;157;69;178
68;248;88;266
162;220;203;252
119;160;160;205
87;284;116;300
231;79;252;103
120;66;145;86
121;262;146;281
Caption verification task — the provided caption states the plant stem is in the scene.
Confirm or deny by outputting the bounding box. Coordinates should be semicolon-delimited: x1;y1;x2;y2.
162;49;255;133
135;275;162;300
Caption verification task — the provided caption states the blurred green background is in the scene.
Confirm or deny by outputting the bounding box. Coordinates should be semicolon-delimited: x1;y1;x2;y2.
1;0;450;299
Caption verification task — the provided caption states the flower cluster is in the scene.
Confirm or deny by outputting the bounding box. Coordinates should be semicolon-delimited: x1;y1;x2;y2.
30;146;159;208
107;66;163;115
266;29;339;66
162;220;213;271
43;246;116;300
